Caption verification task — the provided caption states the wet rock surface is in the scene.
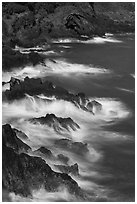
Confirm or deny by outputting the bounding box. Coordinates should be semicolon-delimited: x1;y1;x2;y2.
34;146;53;158
55;163;79;176
29;113;80;132
55;139;89;155
4;77;101;114
2;124;86;199
2;124;31;153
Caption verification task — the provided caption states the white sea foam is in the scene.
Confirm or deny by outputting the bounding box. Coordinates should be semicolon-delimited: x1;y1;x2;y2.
59;45;72;48
3;95;131;135
52;36;122;44
116;87;134;93
10;186;78;202
3;94;132;201
2;58;112;83
130;73;135;78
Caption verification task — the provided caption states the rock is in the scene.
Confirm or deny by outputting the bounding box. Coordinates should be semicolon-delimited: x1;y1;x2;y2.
87;100;102;114
57;154;69;165
2;45;44;71
76;92;87;106
13;128;28;140
2;3;135;55
55;163;79;176
2;124;31;153
3;142;85;199
4;77;90;111
34;146;53;158
55;139;89;155
10;77;21;91
29;114;80;132
4;77;102;115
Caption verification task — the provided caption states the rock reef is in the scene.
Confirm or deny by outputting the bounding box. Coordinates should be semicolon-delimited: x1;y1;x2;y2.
4;77;102;114
29;114;80;132
2;124;85;199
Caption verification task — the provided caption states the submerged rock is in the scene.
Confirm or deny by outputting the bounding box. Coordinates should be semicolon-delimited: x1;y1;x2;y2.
55;163;79;176
57;154;69;165
55;139;89;155
34;146;53;158
13;128;28;140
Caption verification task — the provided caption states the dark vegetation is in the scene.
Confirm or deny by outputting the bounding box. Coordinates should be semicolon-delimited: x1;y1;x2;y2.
2;2;135;70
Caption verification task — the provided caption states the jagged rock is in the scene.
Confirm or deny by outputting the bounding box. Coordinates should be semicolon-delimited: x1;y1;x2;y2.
3;142;85;199
4;77;96;113
34;146;53;158
10;77;21;90
55;163;79;176
2;124;31;153
2;45;44;71
29;114;80;132
65;13;93;35
57;154;69;165
55;139;89;155
87;100;102;114
76;92;87;106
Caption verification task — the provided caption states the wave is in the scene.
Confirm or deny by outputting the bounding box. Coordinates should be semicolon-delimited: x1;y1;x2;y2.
116;87;135;93
3;94;132;201
52;36;122;44
130;73;135;78
2;59;112;82
9;186;80;202
3;95;131;133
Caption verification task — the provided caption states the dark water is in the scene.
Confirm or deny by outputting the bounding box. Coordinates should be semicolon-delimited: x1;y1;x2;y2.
50;34;135;201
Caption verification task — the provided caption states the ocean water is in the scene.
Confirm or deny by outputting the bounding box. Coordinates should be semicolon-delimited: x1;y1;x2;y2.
2;34;135;201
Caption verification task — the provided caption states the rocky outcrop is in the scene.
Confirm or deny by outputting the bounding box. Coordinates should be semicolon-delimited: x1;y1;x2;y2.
4;77;103;115
3;145;84;198
65;13;93;36
2;3;135;50
87;100;102;114
2;46;45;71
29;114;80;132
2;124;86;199
4;77;100;112
55;163;79;176
55;139;89;155
2;124;31;153
34;146;53;158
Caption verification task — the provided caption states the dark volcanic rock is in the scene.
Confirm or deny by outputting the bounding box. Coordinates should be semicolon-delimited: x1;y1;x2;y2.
2;3;134;50
2;123;86;199
2;45;44;71
65;13;93;36
2;124;31;153
34;146;53;158
4;77;68;100
4;77;94;113
55;163;79;176
55;139;89;155
3;140;85;199
87;100;102;114
29;114;80;132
